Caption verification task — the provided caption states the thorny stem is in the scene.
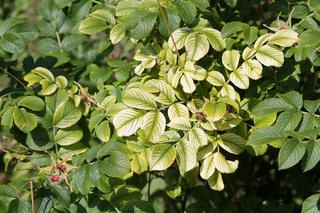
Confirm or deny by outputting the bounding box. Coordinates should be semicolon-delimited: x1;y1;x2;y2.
156;0;180;59
30;181;35;213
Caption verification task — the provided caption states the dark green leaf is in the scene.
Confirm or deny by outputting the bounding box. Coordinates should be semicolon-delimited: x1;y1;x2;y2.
278;139;306;170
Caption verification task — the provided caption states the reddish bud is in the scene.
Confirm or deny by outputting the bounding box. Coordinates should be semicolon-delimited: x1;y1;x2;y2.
195;112;206;121
57;163;67;172
50;175;59;182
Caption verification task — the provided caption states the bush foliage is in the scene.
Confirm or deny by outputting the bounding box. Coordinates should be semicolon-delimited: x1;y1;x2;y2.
0;0;319;212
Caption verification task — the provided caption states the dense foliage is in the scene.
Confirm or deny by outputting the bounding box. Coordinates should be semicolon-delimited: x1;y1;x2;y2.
0;0;319;212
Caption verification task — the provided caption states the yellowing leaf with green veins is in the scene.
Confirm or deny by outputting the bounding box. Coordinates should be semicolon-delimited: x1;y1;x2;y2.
206;71;225;86
141;111;166;142
254;33;272;49
113;109;145;137
79;17;108;35
110;23;125;44
54;126;83;146
55;76;68;88
158;131;181;143
17;96;45;111
122;88;157;110
96;121;111;142
38;79;57;96
253;113;277;128
198;28;226;51
145;80;176;105
13;108;37;133
208;171;224;191
131;152;148;174
203;102;226;122
90;9;115;25
241;59;262;80
150;143;176;171
218;133;246;154
214;152;239;173
256;45;284;67
242;47;256;60
268;29;299;47
180;73;196;93
189;128;208;149
230;69;249;89
185;32;209;61
176;140;197;174
168;28;190;50
190;66;206;81
53;100;82;129
167;117;191;130
30;67;55;82
200;154;215;180
222;50;240;71
220;84;236;100
168;103;189;120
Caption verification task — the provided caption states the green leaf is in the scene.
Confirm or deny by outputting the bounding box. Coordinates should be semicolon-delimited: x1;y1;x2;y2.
208;171;224;191
26;127;53;151
299;30;320;47
230;69;249;89
189;127;208;148
221;21;248;38
13;108;37;133
79;17;108;35
253;113;277;128
96;121;111;142
53;100;82;129
54;126;83;146
0;185;18;198
278;139;306;170
55;76;68;88
159;7;181;36
224;0;238;7
7;198;31;213
168;28;190;50
203;102;226;122
176;0;197;24
200;154;215;180
61;34;85;50
303;140;320;172
101;151;131;177
110;23;125;45
198;28;226;51
10;22;38;42
206;71;225;86
116;0;141;16
73;165;92;195
222;50;240;71
247;126;283;146
304;100;320;113
1;107;14;128
141;111;166;142
243;26;258;45
256;45;284;67
0;32;25;54
278;91;303;109
90;9;116;25
37;38;61;53
268;29;299;47
128;11;157;40
0;18;21;36
167;117;191;130
113;109;145;137
219;133;246;154
274;109;302;130
150;143;176;171
168;103;189;121
122;88;157;110
180;73;196;93
251;98;292;117
176;140;197;174
302;194;320;213
17;96;45;111
214;152;238;173
28;67;55;82
185;32;209;61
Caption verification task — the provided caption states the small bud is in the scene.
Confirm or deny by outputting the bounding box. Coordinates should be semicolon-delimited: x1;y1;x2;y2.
50;175;60;182
57;163;67;172
195;112;206;121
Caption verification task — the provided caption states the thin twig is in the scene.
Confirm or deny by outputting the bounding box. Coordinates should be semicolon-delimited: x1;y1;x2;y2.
156;0;180;59
0;67;26;88
30;181;35;213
